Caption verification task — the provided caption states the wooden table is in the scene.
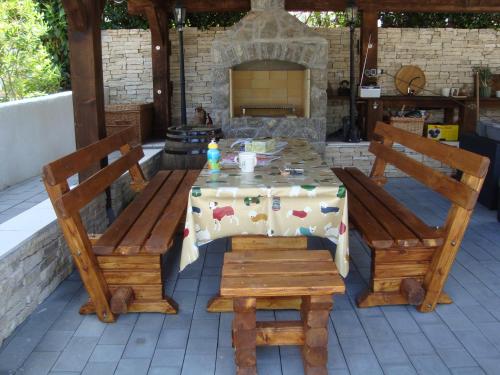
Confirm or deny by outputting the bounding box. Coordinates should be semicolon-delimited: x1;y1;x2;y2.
331;95;500;140
179;139;350;311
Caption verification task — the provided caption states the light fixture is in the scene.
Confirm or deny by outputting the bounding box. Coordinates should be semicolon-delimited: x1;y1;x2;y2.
346;0;358;25
174;0;187;125
346;0;360;142
174;1;186;31
113;0;126;4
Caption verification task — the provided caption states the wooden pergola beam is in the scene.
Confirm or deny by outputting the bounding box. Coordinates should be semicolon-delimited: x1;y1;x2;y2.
129;0;500;13
62;0;107;179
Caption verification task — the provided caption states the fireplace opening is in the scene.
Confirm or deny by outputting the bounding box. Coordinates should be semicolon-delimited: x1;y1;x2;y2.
229;60;311;118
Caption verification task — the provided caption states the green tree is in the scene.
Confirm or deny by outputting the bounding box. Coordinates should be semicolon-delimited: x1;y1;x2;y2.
0;0;61;102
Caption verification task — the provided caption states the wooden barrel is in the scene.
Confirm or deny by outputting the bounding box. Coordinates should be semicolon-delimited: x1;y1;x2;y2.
161;126;223;170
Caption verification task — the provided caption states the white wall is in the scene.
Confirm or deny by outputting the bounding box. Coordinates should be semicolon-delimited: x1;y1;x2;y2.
0;92;76;190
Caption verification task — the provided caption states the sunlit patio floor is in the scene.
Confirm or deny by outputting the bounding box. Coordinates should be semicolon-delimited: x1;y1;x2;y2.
1;178;500;375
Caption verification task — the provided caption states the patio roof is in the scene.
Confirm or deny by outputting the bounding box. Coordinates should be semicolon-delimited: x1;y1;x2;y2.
129;0;500;13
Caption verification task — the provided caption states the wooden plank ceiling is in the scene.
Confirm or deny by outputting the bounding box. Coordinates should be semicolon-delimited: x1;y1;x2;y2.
129;0;500;14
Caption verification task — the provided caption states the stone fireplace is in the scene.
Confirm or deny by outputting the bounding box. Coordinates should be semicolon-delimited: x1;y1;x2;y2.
211;0;328;151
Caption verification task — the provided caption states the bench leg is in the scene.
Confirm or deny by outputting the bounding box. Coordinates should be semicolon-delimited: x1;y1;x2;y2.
301;296;332;375
233;297;257;375
79;296;178;315
356;290;453;309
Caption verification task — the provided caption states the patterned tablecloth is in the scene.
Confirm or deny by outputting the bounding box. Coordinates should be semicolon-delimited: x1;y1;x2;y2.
180;139;349;277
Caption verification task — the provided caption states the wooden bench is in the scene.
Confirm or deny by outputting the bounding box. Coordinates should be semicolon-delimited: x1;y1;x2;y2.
332;121;489;312
42;127;199;322
220;250;345;375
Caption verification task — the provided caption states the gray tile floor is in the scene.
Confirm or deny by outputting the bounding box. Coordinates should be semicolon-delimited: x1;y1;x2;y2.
1;178;500;375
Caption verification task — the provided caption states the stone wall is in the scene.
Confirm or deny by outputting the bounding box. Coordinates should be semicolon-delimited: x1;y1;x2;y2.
0;151;162;347
101;27;500;135
324;142;455;177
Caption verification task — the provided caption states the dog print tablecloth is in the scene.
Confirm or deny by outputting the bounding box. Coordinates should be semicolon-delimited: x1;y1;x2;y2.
180;139;350;277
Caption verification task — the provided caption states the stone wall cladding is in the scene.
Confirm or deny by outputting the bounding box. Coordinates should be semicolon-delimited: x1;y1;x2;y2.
102;27;500;134
324;142;455;177
0;151;162;347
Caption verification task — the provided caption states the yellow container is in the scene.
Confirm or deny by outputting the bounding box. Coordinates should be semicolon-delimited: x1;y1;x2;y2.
426;125;459;141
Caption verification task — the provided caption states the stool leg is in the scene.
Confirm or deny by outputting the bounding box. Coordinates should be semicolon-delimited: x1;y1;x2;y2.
301;295;333;375
233;297;257;375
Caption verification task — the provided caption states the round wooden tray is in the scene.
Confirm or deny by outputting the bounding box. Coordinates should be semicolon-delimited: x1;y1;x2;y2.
395;65;426;95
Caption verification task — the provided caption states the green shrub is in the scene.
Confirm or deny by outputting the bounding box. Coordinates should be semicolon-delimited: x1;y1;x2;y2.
0;0;61;102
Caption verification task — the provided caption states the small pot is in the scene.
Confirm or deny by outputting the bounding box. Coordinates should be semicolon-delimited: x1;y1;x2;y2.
480;86;492;98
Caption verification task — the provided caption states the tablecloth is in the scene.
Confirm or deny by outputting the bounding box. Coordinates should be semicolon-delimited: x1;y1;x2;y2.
180;139;350;277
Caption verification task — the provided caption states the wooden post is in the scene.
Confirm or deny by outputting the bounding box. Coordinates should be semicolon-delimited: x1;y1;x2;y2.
233;298;257;375
359;10;379;86
301;295;332;375
144;5;172;138
62;0;107;180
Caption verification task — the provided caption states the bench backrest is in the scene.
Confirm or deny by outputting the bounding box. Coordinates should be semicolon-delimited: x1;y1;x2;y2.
43;127;147;219
370;121;489;210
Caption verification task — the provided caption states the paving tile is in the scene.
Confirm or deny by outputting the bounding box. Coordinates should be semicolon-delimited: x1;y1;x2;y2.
474;356;500;375
35;330;73;352
186;337;217;356
134;314;165;332
454;330;500;359
89;344;125;362
151;349;185;368
421;323;462;349
0;336;40;372
123;330;160;359
451;368;486;375
398;332;436;356
181;354;215;375
189;319;219;339
148;367;181;375
81;361;118;375
360;316;397;341
157;329;190;350
382;306;421;334
15;351;59;375
174;278;199;292
99;323;134;345
410;354;451;375
437;347;477;368
74;316;107;338
52;336;99;372
383;364;418;375
115;358;151;375
345;352;384;375
371;339;410;365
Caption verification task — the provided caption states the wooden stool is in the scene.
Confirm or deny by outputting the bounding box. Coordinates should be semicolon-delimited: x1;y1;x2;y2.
220;250;345;375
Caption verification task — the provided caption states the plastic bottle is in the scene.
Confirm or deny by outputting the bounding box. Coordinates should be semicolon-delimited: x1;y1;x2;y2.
207;139;221;173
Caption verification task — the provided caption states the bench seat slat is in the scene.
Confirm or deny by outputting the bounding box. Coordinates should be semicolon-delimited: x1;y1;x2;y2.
93;171;171;255
334;168;420;247
116;170;187;255
224;250;332;264
345;167;444;247
222;262;338;278
221;275;345;297
143;170;201;253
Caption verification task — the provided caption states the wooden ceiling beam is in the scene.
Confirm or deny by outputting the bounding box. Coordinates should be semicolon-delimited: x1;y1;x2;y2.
128;0;500;14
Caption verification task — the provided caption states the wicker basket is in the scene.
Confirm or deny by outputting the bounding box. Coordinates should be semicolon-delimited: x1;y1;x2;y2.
105;103;153;145
390;117;425;136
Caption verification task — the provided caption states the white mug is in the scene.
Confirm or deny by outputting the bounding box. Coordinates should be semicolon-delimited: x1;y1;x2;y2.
234;152;257;173
441;88;451;97
496;91;500;98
